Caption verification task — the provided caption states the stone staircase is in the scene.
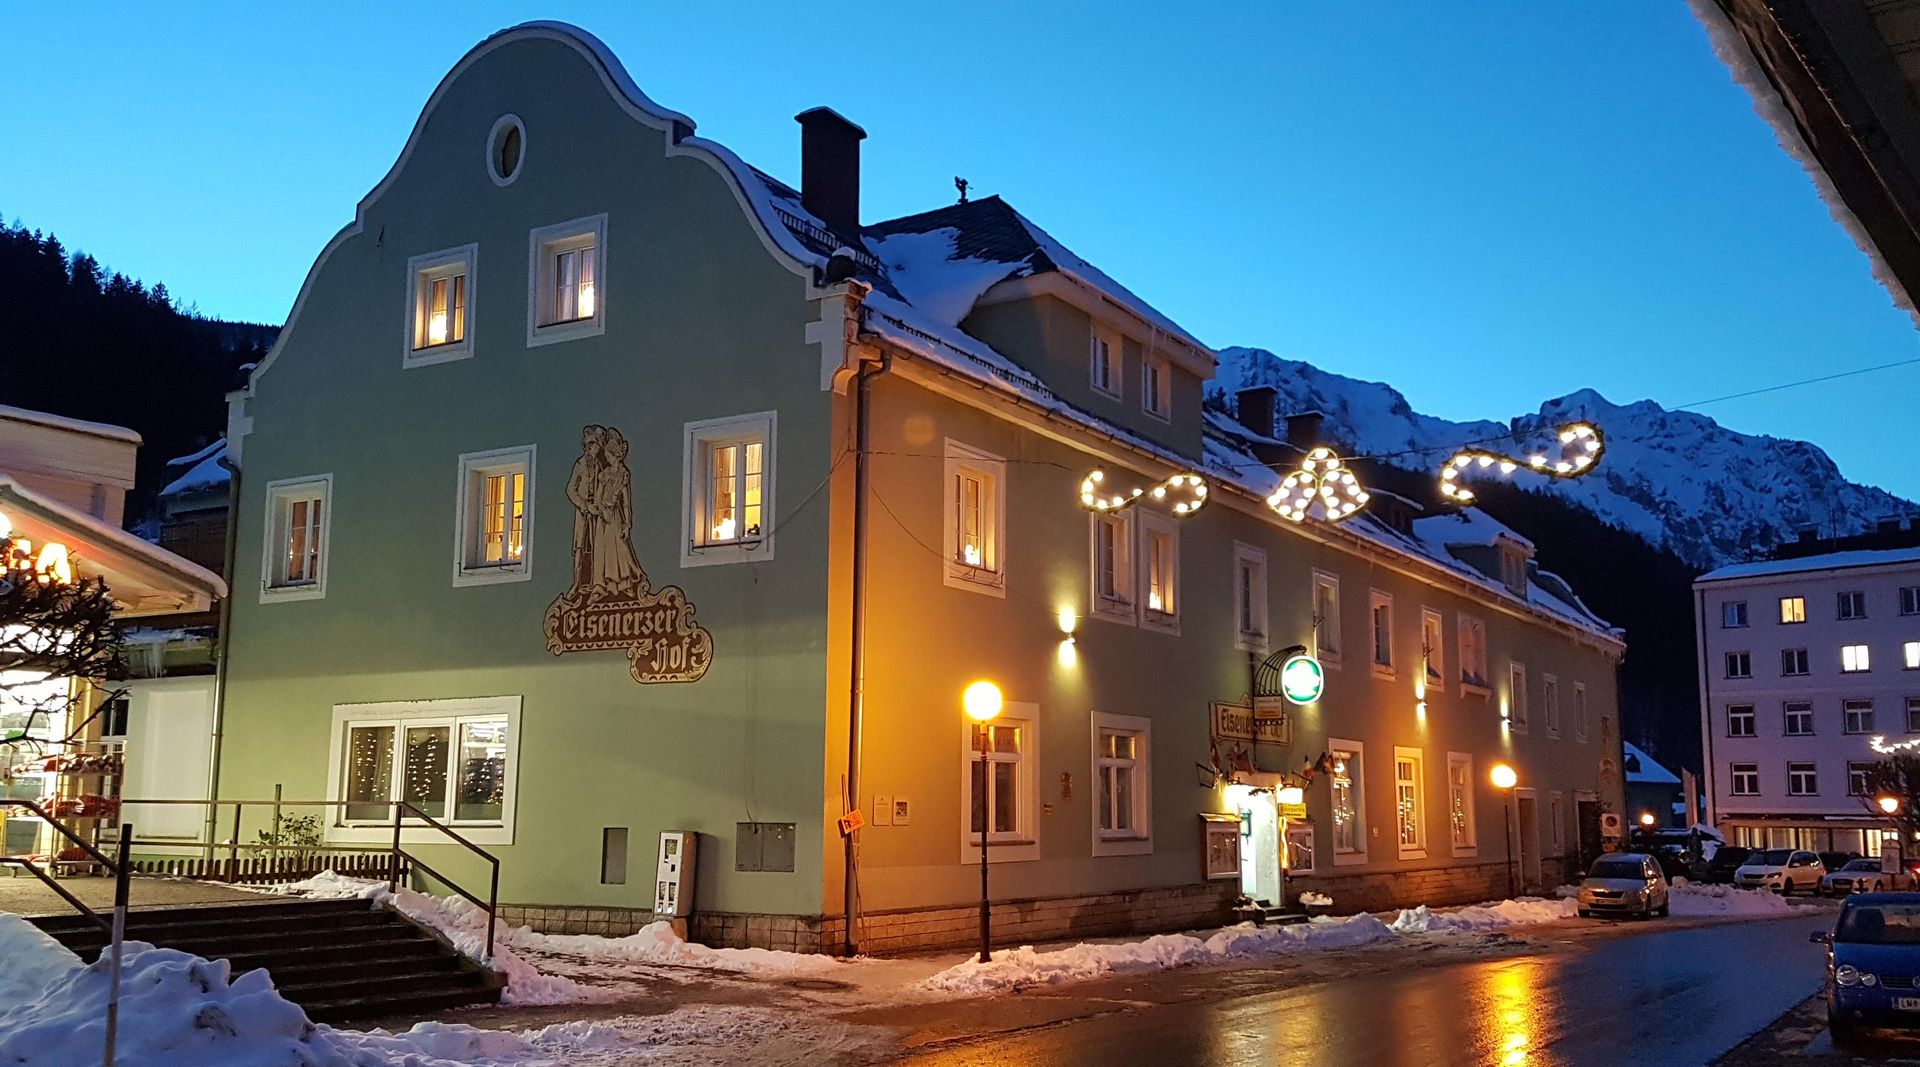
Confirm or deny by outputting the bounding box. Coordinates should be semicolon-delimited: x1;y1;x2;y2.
27;896;503;1022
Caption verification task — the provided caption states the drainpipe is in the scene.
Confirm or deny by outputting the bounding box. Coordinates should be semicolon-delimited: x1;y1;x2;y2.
844;348;891;956
202;452;242;860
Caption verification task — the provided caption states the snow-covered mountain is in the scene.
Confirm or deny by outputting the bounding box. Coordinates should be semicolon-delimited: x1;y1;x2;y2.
1210;347;1916;569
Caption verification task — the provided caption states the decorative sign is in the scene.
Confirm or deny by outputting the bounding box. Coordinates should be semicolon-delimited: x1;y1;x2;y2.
837;809;865;837
1278;654;1325;705
1268;447;1369;523
1210;701;1290;745
1078;469;1209;516
1438;422;1605;504
544;426;714;683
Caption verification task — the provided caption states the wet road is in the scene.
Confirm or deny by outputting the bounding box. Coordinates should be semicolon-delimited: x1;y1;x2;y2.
892;914;1833;1067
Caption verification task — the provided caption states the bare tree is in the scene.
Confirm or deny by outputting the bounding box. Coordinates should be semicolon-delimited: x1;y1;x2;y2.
0;539;122;758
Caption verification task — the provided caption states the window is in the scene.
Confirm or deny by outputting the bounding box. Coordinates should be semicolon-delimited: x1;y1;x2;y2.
1329;740;1366;864
1370;590;1394;675
1784;701;1814;736
487;114;524;185
1905;641;1920;670
328;696;519;845
942;441;1006;596
1543;674;1561;737
1089;329;1121;398
1421;609;1444;684
1850;761;1874;797
1508;662;1529;732
1730;763;1759;796
1446;752;1477;855
1910;696;1920;733
1842;644;1871;674
1845;698;1875;735
1725;652;1751;679
1141;354;1171;420
453;446;534;586
1573;682;1589;741
1458;615;1489;688
1498;544;1528;596
261;475;332;601
1727;704;1756;738
1092;712;1151;856
1787;762;1818;796
404;244;476;366
1139;511;1179;631
1781;648;1809;677
682;412;775;566
1232;543;1268;652
1839;591;1867;621
1722;600;1748;628
1394;747;1425;859
1549;792;1564;854
526;213;606;345
1090;511;1135;622
1313;572;1341;663
1902;586;1920;616
963;704;1036;853
1779;596;1806;624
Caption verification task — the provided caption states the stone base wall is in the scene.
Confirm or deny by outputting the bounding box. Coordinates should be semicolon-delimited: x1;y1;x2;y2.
1290;855;1575;915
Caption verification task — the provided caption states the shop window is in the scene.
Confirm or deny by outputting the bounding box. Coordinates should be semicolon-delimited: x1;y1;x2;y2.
1330;739;1366;865
329;696;518;843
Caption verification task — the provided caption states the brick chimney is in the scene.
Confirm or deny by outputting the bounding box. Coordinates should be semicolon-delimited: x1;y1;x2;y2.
1236;387;1277;440
796;107;866;244
1283;411;1326;451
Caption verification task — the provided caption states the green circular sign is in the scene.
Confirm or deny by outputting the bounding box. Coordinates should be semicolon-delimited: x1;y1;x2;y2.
1280;653;1325;705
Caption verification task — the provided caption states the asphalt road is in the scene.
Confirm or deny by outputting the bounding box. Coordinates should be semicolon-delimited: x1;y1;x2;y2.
890;913;1836;1067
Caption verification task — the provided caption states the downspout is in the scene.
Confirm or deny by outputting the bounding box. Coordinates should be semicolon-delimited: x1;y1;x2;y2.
202;452;242;860
843;346;891;957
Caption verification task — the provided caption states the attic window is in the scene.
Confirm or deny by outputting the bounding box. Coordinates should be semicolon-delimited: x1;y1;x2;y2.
489;115;525;186
1497;543;1528;596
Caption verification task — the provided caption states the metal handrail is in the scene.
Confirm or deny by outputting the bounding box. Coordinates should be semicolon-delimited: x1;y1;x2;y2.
389;801;500;961
0;856;108;930
1;799;119;868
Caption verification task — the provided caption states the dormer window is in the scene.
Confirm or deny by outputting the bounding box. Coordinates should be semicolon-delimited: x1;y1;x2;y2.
1497;542;1529;597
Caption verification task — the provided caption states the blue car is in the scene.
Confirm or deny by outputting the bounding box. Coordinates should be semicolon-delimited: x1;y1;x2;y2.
1813;892;1920;1037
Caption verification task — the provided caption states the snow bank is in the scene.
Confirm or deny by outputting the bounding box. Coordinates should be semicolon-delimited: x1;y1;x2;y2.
1388;897;1579;933
1668;883;1799;918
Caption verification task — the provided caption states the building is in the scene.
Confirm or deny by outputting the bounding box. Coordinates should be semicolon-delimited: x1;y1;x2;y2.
1623;741;1683;829
211;22;1627;953
1695;521;1920;854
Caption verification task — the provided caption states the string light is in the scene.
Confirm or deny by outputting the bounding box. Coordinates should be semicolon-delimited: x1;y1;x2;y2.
1268;447;1370;523
1440;422;1604;504
1078;469;1210;516
1871;735;1920;755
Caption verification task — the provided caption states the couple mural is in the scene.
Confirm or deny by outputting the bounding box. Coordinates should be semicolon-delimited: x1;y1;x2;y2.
543;424;714;684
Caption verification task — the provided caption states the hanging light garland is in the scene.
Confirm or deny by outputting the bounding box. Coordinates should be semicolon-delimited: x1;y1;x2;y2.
1871;735;1920;756
1268;447;1370;523
1078;469;1210;516
1439;422;1604;504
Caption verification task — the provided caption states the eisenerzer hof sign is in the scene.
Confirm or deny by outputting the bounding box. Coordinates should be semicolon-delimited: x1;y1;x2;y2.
543;425;714;683
1209;701;1290;745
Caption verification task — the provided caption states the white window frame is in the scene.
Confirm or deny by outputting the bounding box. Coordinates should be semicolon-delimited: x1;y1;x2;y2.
1779;596;1806;624
681;411;776;568
1089;327;1122;399
1140;353;1171;421
1729;762;1759;796
1573;681;1589;742
1787;761;1818;797
1901;586;1920;617
403;244;478;368
452;445;536;587
1393;746;1425;860
959;701;1039;862
324;695;521;846
1727;704;1756;738
1508;661;1529;733
1138;510;1180;634
1090;711;1152;857
1782;648;1810;676
1421;608;1444;688
1329;738;1367;866
260;474;333;603
1446;751;1477;857
1842;644;1871;674
1844;698;1876;735
1458;614;1489;691
1849;761;1874;797
1722;600;1748;628
1313;571;1342;665
1543;673;1561;737
1726;651;1752;679
526;213;607;347
1232;542;1268;653
942;440;1006;597
1784;700;1815;736
1838;590;1867;621
1908;696;1920;733
1089;510;1136;625
1369;590;1395;678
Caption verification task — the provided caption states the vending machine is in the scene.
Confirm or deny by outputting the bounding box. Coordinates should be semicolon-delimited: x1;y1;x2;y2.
655;831;698;918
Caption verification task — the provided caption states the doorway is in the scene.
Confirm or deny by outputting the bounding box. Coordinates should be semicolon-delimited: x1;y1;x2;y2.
1230;786;1281;905
1515;790;1541;893
1576;795;1602;872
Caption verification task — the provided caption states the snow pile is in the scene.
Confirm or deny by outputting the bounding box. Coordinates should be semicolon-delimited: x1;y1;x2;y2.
1388;897;1579;934
1668;883;1799;918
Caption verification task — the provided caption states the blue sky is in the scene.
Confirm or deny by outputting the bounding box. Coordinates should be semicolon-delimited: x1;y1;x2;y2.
5;3;1917;498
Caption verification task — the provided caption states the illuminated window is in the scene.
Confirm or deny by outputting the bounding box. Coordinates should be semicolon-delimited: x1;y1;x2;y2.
527;214;606;345
1844;698;1875;735
1313;572;1341;662
1329;739;1366;863
1091;511;1135;621
1141;354;1171;420
942;441;1005;596
1788;762;1818;796
1508;662;1529;731
1779;596;1806;624
1781;648;1809;676
1232;543;1268;653
1370;590;1394;675
455;446;534;585
1725;651;1751;679
1089;329;1122;399
1422;608;1445;684
1446;752;1477;855
1394;747;1425;860
963;706;1034;849
262;475;331;601
1138;511;1179;631
1838;591;1867;621
331;697;518;838
405;245;476;366
1092;712;1151;855
1905;641;1920;670
682;412;775;566
1842;644;1871;674
1727;704;1755;737
1784;701;1814;736
1722;600;1748;628
1729;763;1758;796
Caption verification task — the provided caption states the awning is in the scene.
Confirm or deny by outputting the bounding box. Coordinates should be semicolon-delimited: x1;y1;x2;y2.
0;475;226;617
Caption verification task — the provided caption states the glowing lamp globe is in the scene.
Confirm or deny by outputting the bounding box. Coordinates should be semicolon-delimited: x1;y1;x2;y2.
1639;812;1655;827
1880;795;1903;816
962;681;1004;722
1489;764;1517;790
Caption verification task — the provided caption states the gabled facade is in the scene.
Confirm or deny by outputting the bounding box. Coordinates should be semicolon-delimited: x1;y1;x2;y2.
216;22;1626;953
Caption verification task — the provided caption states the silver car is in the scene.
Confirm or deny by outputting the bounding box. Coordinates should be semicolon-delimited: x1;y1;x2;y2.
1576;852;1671;919
1822;858;1903;896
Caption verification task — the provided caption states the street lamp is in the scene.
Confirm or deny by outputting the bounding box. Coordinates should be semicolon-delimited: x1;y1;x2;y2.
964;680;1003;963
1879;794;1902;816
1638;811;1655;848
1491;763;1518;898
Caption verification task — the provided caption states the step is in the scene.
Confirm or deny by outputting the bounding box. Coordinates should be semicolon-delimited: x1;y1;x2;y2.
263;953;465;986
28;897;372;933
301;985;503;1025
219;937;449;973
46;910;398;947
56;922;427;962
274;969;494;1000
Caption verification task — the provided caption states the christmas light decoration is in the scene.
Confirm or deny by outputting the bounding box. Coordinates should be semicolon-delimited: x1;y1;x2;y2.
1439;422;1604;504
1078;469;1209;516
1268;447;1369;523
1871;735;1920;755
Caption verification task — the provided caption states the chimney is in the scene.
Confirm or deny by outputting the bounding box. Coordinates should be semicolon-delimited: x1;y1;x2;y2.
1879;516;1904;535
1795;525;1820;543
1236;387;1277;440
1283;411;1325;452
796;107;866;244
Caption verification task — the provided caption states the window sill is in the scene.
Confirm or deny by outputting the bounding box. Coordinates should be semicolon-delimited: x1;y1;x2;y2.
962;839;1039;863
1451;845;1479;859
943;565;1006;598
1459;682;1491;699
527;314;605;348
1092;833;1153;858
681;539;773;568
454;563;532;588
1140;610;1180;635
1398;848;1427;862
260;583;326;604
404;340;474;368
1091;383;1121;402
326;822;515;847
1091;600;1136;627
1371;663;1396;681
1332;849;1369;868
1235;632;1269;654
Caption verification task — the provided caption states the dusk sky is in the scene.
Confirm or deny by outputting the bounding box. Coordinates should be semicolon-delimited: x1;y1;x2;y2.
5;3;1917;498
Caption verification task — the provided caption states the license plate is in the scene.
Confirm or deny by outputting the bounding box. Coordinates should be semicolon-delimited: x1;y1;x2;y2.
1895;997;1920;1011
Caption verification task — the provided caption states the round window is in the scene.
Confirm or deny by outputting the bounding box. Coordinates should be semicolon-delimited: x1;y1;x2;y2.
488;115;524;186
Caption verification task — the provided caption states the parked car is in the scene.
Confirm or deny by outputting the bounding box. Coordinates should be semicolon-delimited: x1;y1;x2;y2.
1814;893;1920;1038
1701;846;1753;885
1824;859;1916;895
1735;848;1826;894
1576;852;1670;919
1822;852;1866;874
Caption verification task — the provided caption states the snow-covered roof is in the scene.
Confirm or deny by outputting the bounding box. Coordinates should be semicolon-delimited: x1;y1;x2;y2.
0;405;140;445
161;439;229;498
0;474;226;612
1623;741;1681;785
1411;510;1535;553
1697;545;1920;583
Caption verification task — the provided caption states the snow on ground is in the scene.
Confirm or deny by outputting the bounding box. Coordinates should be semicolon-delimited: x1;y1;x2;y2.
1388;897;1579;933
1668;881;1800;918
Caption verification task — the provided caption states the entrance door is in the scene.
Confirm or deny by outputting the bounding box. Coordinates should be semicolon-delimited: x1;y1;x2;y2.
1234;789;1281;905
1576;797;1602;872
1516;791;1541;893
